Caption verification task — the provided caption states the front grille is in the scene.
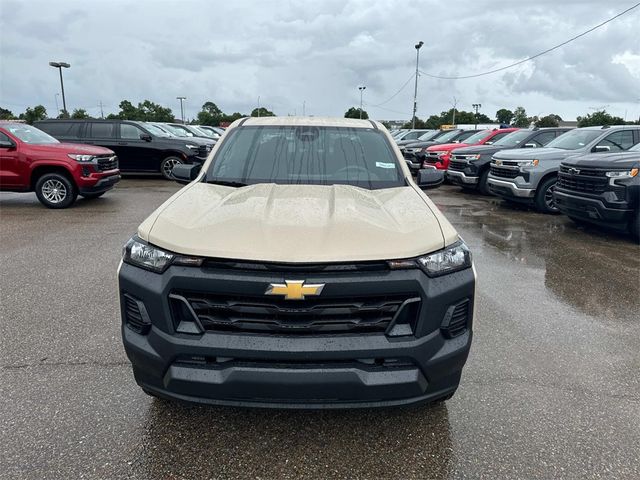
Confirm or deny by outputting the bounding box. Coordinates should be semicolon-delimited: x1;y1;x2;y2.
170;291;420;335
559;165;607;177
449;160;467;171
123;294;151;334
202;259;389;273
441;299;470;338
557;172;607;193
96;155;118;171
490;165;519;179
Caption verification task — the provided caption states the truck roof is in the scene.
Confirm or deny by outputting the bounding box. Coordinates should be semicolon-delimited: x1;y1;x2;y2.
233;116;377;129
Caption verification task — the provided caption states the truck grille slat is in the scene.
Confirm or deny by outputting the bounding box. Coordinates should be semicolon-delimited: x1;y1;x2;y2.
557;167;608;194
490;166;519;179
96;155;118;171
171;292;419;335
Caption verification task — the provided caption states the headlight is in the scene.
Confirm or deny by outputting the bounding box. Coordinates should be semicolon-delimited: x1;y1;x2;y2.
433;151;447;156
185;144;199;150
467;154;481;160
388;240;472;277
519;159;539;167
606;168;638;178
68;154;95;162
122;237;203;273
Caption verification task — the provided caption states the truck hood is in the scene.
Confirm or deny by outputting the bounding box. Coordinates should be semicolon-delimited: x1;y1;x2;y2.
452;144;502;156
493;147;580;161
28;143;114;155
563;151;640;169
140;182;449;263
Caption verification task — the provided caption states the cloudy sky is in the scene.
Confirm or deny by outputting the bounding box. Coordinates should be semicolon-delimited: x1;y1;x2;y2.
1;0;639;122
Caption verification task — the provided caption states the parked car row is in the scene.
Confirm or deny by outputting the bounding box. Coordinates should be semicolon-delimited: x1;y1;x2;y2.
35;119;217;179
442;125;640;239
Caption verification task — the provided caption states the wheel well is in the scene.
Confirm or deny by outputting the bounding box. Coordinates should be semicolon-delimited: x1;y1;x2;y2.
538;171;559;189
30;166;74;190
163;151;186;161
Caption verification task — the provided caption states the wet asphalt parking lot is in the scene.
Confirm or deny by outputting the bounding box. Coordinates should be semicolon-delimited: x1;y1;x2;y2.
1;178;639;480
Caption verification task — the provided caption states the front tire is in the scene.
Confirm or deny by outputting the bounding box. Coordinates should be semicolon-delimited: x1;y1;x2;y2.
629;211;640;242
478;169;491;195
35;173;77;209
535;177;560;214
160;156;183;180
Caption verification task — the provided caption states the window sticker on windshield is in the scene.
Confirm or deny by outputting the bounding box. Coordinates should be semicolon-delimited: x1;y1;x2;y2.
376;162;395;169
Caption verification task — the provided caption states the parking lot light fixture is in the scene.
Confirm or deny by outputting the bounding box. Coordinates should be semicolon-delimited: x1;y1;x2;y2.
358;86;366;119
412;41;424;129
177;96;186;124
49;61;70;114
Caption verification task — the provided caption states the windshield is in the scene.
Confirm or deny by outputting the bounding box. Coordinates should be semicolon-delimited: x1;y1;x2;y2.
492;130;532;147
144;123;173;137
630;143;640;151
545;129;602;150
4;124;59;144
460;130;490;145
161;124;190;137
433;130;461;142
206;126;405;190
417;131;440;141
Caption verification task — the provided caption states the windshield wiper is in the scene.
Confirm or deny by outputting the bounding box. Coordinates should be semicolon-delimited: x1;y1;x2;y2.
206;179;248;187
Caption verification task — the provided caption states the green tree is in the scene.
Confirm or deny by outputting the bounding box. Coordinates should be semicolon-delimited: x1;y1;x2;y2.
138;100;174;122
250;107;276;117
57;109;70;119
577;110;625;127
116;100;141;120
19;105;48;124
535;114;561;127
0;107;16;120
197;101;224;125
512;106;530;128
71;108;91;119
496;108;514;124
221;112;245;124
344;107;368;119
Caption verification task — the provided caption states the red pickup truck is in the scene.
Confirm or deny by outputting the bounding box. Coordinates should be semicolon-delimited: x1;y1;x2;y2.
0;122;120;208
423;128;519;170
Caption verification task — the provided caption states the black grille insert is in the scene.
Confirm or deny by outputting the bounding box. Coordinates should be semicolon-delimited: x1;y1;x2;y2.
170;291;420;335
557;172;607;194
441;299;470;338
490;166;519;179
123;294;151;334
97;155;118;171
449;160;467;171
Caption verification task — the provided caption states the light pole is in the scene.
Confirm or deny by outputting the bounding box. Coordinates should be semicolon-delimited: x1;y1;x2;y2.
472;103;482;129
358;86;366;119
412;41;424;129
54;93;60;116
176;96;186;123
49;62;70;115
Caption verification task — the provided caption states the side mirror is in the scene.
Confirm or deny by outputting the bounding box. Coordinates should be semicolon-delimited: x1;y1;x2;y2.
140;133;152;142
417;168;445;189
593;145;610;153
172;163;201;184
0;139;15;148
523;143;537;148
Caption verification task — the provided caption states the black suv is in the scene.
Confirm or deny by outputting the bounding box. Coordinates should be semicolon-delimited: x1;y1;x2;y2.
404;129;479;171
36;120;215;179
553;143;640;239
446;127;572;194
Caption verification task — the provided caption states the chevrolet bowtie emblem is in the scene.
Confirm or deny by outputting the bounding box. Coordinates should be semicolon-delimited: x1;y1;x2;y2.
568;167;580;175
265;280;325;300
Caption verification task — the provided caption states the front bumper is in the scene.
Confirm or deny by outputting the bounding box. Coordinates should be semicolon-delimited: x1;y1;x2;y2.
553;188;634;228
446;170;479;185
119;261;475;408
487;177;535;200
78;173;121;194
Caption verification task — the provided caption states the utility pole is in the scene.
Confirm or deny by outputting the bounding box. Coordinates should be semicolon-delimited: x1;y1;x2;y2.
472;103;482;129
176;96;186;123
98;101;104;119
412;41;424;129
49;62;70;115
54;94;60;116
450;97;457;126
358;86;366;119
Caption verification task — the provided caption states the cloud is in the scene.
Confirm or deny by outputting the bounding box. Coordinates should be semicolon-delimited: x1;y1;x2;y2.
0;0;638;121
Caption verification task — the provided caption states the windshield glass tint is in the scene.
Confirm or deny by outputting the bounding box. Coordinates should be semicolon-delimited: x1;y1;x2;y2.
144;124;171;137
6;125;59;144
546;129;602;150
461;130;490;144
492;130;532;146
207;126;405;190
162;124;189;137
434;130;460;142
629;143;640;151
417;131;439;141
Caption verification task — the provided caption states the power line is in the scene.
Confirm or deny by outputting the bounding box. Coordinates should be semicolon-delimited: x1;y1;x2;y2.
418;2;640;80
369;73;416;107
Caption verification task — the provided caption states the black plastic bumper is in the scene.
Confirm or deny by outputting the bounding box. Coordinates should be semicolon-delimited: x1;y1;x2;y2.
554;188;635;228
118;261;475;408
78;174;121;195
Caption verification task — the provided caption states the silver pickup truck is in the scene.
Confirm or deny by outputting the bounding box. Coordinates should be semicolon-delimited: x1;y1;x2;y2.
487;126;640;213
